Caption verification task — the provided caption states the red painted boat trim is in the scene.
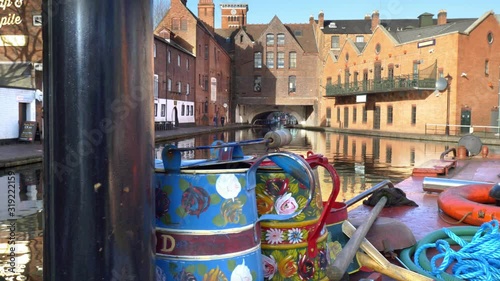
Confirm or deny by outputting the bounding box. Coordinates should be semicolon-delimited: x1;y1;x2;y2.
438;183;499;226
155;225;258;256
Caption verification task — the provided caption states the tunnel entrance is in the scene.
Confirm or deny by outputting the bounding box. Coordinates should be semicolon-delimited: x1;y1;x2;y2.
251;111;298;128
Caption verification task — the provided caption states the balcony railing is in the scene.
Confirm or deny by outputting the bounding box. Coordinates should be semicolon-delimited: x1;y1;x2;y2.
325;75;436;96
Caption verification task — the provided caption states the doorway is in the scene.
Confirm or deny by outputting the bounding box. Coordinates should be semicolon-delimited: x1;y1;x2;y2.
460;108;471;134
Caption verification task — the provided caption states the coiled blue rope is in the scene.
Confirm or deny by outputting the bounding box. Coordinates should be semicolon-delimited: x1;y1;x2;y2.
414;220;500;281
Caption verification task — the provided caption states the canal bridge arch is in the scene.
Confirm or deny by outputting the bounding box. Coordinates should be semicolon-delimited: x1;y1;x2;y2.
235;104;315;125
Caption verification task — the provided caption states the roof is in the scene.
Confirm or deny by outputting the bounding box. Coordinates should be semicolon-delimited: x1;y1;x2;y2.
389;19;477;43
154;35;196;57
320;18;475;35
215;22;318;54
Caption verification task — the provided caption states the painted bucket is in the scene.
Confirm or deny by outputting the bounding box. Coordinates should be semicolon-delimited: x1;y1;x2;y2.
155;144;315;281
323;202;361;276
256;151;340;281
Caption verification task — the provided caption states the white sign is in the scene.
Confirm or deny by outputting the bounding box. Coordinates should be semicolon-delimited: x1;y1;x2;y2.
356;95;367;103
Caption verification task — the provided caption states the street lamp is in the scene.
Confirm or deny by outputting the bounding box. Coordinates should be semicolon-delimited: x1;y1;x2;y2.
435;74;452;135
444;74;453;136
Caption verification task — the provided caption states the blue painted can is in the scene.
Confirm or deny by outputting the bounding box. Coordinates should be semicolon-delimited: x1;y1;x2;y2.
155;144;315;280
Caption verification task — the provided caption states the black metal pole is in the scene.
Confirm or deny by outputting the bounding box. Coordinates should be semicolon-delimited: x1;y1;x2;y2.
42;1;154;280
445;74;452;136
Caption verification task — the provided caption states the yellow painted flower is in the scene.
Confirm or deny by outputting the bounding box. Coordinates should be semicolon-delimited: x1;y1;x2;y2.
278;255;298;278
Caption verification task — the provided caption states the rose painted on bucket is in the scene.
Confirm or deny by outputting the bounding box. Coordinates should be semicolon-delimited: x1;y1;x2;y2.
230;259;252;281
275;193;298;215
262;255;277;279
181;186;210;217
297;254;315;280
277;255;298;278
256;190;274;215
216;174;242;200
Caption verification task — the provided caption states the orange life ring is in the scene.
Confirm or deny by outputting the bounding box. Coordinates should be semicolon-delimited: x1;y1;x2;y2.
438;183;499;226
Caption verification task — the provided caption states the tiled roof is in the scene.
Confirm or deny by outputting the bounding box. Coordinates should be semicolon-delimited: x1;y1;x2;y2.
389;19;477;43
320;18;475;35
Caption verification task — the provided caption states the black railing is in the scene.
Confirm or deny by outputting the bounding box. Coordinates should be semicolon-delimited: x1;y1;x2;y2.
325;75;436;96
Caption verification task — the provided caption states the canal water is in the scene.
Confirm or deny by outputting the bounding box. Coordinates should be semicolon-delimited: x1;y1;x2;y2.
2;128;498;280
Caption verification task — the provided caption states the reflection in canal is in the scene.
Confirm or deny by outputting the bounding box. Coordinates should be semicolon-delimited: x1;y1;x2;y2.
0;163;43;281
3;129;499;280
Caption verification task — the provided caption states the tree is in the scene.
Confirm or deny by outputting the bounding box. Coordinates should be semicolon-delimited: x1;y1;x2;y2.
153;0;170;29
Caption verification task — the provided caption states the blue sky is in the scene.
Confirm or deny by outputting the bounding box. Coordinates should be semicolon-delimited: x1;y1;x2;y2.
185;0;496;27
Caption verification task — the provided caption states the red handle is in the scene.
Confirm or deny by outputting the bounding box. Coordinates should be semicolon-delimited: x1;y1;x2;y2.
305;151;341;258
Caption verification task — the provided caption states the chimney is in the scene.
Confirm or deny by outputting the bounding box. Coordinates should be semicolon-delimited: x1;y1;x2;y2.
418;12;434;28
437;10;447;25
318;11;324;29
364;14;371;20
198;0;215;32
371;10;379;32
309;15;314;25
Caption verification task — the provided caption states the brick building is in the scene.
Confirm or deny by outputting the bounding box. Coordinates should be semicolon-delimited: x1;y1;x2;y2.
318;10;500;135
227;16;320;125
0;0;43;142
154;33;196;128
155;0;232;126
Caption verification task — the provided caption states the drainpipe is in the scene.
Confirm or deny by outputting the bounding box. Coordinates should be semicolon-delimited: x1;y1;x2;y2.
42;1;155;280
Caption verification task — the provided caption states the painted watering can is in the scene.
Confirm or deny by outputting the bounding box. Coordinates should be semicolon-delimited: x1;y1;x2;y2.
154;139;315;281
256;150;341;281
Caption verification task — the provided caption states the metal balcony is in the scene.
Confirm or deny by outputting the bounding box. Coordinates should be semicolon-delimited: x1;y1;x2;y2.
325;75;437;96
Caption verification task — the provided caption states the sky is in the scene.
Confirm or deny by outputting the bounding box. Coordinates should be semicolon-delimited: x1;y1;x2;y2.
184;0;497;28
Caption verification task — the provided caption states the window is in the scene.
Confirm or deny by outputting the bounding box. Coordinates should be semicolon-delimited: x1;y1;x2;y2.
254;76;262;92
186;83;190;95
181;104;185;116
181;18;188;30
277;33;285;45
277;52;285;68
266;33;274;46
388;64;394;80
331;36;339;49
413;61;419;81
411;105;417;125
353;107;357;123
190;105;194;116
167;79;172;92
375;43;381;54
186;58;189;70
337;107;340;123
326;77;332;85
485;60;489;76
204;44;208;60
161;104;165;117
167;50;171;63
344;69;350;86
387;105;393;124
154;103;158;117
204;76;208;91
362;106;367;123
356;36;364;43
177;55;181;66
172;18;180;30
254;52;262;68
266;52;274;68
487;32;494;44
153;43;156;58
177;81;182;93
154;74;158;99
288;76;296;93
289;52;297;68
353;72;358;88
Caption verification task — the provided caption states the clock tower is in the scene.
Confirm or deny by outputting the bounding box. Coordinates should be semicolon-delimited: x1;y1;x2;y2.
220;3;248;29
